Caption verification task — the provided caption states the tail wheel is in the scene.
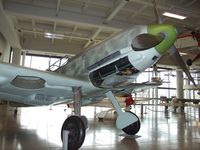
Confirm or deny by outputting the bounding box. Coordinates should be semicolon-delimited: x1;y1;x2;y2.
61;115;86;150
122;112;140;135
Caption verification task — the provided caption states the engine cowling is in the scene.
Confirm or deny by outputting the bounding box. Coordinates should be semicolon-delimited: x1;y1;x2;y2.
89;56;139;88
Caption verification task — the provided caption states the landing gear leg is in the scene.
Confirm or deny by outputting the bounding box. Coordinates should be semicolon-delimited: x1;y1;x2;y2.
105;91;140;135
72;87;81;116
14;107;18;115
61;87;87;150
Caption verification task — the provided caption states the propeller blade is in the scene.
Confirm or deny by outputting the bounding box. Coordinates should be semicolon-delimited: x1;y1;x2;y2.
151;0;196;86
169;45;196;86
131;33;164;51
153;0;162;24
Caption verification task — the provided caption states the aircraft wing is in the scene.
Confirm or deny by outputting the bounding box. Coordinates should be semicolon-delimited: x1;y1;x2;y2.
130;81;162;92
81;81;162;108
0;61;163;107
113;81;162;96
0;62;90;106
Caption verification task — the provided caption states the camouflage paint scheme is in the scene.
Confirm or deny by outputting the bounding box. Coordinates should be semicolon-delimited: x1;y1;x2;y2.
58;25;146;78
0;24;177;106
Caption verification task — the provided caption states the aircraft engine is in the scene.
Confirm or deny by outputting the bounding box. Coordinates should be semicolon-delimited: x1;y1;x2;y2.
89;56;140;88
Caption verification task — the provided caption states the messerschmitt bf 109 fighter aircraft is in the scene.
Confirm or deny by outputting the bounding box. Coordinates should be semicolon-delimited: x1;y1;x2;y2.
0;23;196;149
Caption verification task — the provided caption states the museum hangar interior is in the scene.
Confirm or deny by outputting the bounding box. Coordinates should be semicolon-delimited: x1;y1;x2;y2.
0;0;200;150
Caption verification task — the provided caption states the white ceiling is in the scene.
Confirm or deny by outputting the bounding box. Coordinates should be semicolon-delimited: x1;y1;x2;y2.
0;0;200;68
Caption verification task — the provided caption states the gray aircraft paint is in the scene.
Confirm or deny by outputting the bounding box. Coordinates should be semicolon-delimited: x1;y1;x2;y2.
57;25;146;79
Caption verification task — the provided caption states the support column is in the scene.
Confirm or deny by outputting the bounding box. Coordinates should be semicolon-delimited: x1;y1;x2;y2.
0;33;10;63
176;70;184;113
12;48;21;65
155;87;158;111
21;51;26;66
2;45;10;63
153;65;159;108
72;87;82;116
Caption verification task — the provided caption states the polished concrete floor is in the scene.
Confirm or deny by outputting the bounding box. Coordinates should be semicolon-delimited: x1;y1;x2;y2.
0;104;200;150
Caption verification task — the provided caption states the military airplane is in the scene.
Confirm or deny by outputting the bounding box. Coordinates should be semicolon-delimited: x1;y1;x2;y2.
0;22;194;149
0;1;197;149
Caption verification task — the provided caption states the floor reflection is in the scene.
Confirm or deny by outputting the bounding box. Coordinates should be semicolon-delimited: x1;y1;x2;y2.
0;105;64;150
0;104;199;150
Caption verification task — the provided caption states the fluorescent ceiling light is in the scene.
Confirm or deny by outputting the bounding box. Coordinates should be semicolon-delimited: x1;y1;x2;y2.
45;32;53;36
179;52;187;56
44;32;64;39
163;12;186;20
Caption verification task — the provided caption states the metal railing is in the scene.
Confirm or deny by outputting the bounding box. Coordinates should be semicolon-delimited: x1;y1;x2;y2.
47;55;69;71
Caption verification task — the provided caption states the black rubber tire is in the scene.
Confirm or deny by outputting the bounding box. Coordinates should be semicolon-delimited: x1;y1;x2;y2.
61;116;86;150
122;112;140;135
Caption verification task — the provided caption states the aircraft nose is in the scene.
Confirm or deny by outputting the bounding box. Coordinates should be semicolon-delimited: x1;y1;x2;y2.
147;24;177;55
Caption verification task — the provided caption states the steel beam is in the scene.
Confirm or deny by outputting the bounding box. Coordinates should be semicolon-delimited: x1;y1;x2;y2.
4;1;128;31
104;0;128;24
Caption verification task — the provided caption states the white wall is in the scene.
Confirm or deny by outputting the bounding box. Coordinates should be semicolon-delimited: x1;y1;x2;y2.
0;32;10;62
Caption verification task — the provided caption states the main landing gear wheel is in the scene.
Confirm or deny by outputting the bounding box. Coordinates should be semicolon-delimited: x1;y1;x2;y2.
61;116;86;150
122;112;140;135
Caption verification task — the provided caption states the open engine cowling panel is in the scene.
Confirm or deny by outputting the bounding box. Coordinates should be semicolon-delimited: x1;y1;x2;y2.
89;56;139;88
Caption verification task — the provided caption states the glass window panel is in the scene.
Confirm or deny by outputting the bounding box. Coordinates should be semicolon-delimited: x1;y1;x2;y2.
24;55;32;68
